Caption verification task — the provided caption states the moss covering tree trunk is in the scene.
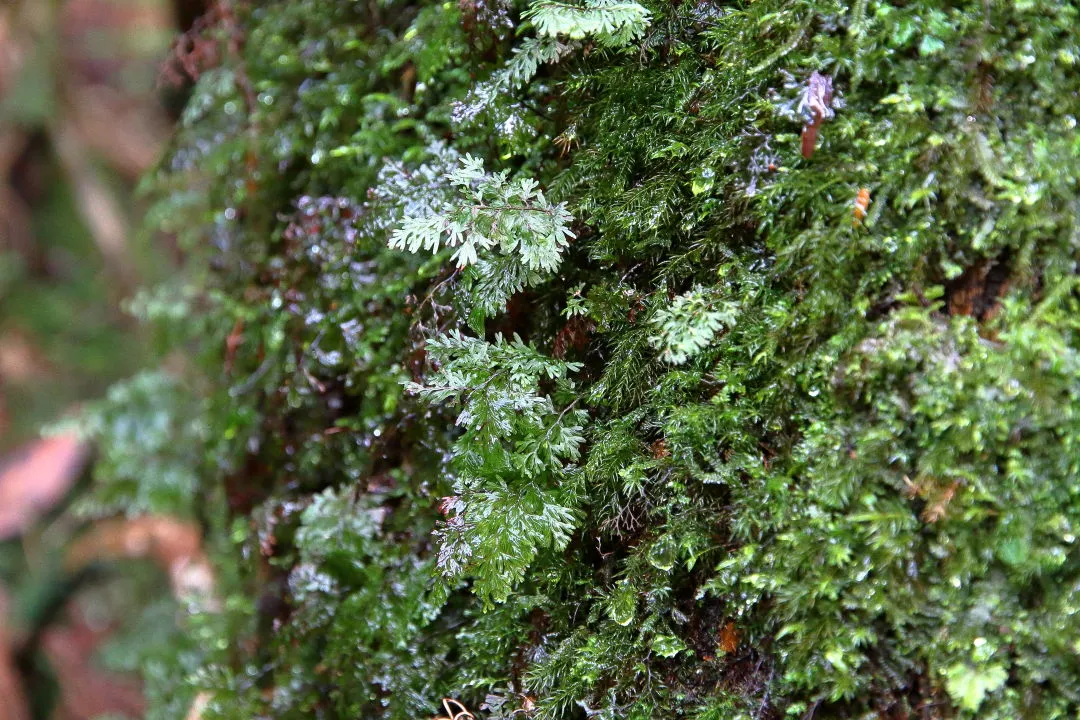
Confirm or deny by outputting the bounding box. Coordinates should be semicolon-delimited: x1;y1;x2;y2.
85;0;1080;717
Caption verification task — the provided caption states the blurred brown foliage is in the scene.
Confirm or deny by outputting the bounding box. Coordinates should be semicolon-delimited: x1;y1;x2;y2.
0;433;212;720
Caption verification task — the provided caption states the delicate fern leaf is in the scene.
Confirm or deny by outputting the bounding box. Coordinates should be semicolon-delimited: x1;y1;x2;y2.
389;155;573;272
505;36;573;89
435;483;578;605
649;286;738;365
525;0;651;46
410;332;586;604
390;156;574;325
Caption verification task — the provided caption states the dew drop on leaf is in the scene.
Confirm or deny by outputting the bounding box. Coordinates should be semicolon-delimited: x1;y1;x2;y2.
609;582;636;626
647;535;678;571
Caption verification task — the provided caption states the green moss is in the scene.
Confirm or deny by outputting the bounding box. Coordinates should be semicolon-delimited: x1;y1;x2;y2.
95;0;1080;716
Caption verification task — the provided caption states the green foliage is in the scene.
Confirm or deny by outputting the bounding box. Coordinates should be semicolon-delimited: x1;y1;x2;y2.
390;155;573;272
649;286;737;365
67;371;203;517
96;0;1080;717
411;332;585;604
525;0;651;46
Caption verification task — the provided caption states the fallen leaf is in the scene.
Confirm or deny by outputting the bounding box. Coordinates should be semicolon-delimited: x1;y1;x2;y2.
67;515;216;602
0;433;90;539
718;620;740;654
43;623;145;720
0;330;50;383
184;691;212;720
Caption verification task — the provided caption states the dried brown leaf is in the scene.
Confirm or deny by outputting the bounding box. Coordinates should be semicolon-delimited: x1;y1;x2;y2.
0;434;90;539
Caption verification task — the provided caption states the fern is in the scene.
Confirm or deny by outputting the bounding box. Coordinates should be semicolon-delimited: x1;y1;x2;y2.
525;0;651;47
458;253;537;332
504;36;574;89
111;0;1080;716
649;287;738;365
390;155;574;329
389;154;574;271
409;332;587;605
450;0;646;135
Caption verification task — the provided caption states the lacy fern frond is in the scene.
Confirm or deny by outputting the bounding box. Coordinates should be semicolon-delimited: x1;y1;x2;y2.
525;0;651;47
389;155;574;271
409;332;587;604
407;331;583;453
504;36;574;89
649;287;738;365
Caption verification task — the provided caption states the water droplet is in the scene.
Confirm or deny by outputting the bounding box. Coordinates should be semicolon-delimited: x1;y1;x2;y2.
647;535;678;571
608;582;636;626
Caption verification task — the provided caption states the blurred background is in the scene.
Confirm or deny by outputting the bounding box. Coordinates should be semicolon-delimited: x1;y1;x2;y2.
0;0;176;447
0;1;204;717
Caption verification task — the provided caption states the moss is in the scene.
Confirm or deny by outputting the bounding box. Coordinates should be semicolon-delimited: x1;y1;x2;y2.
91;0;1080;717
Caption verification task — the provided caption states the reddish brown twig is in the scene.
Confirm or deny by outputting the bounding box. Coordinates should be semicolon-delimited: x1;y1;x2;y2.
798;71;834;159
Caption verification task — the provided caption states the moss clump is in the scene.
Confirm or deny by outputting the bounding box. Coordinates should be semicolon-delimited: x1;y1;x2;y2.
90;0;1080;717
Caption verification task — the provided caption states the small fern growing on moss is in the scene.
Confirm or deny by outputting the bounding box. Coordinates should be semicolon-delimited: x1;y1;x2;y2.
649;287;737;365
389;154;574;271
525;0;651;46
107;0;1080;716
409;331;586;605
